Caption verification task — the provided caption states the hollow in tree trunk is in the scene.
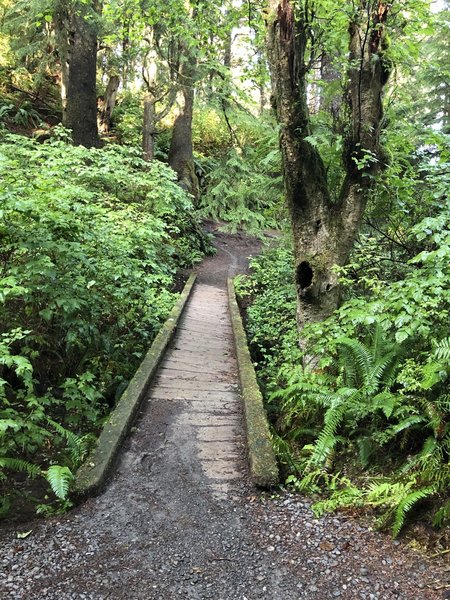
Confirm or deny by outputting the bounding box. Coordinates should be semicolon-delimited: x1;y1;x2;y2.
266;0;390;354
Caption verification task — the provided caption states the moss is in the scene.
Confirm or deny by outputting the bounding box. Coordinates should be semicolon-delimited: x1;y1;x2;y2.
228;278;279;488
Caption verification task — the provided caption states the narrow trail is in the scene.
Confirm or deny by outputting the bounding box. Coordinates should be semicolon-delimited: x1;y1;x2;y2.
0;230;446;600
150;281;243;500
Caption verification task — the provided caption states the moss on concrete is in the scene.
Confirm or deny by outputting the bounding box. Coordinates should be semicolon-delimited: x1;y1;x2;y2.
74;273;197;499
227;279;279;488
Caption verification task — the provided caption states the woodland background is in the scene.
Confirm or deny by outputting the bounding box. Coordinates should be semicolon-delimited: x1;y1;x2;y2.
0;0;448;540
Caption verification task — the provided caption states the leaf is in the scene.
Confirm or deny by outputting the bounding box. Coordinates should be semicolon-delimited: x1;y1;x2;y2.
395;330;408;343
45;466;73;500
39;308;53;321
0;457;41;477
0;419;20;434
17;530;32;539
392;486;436;538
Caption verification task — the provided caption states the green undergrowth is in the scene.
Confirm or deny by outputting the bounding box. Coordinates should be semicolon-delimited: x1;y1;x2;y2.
236;194;450;536
0;130;210;517
195;108;287;234
113;100;287;235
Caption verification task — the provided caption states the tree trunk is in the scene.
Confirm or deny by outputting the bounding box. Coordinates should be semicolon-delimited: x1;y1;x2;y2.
60;55;69;124
143;91;157;161
142;30;158;162
168;42;199;201
258;51;267;115
98;75;120;134
56;1;101;148
267;0;390;347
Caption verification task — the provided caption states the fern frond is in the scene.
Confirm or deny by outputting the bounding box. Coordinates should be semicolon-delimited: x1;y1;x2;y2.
370;350;399;391
433;498;450;528
357;436;376;467
46;418;86;466
370;324;387;361
310;403;347;466
297;468;323;492
338;337;373;388
434;337;450;361
45;465;73;500
392;486;436;538
389;415;425;436
0;457;41;478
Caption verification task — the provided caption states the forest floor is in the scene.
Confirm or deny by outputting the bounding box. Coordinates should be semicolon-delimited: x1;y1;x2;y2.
0;226;447;600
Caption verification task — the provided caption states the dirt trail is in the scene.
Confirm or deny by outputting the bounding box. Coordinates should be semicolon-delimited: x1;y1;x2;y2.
0;229;446;599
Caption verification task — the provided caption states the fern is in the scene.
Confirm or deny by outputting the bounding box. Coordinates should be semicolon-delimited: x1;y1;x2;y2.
0;456;41;478
434;337;450;361
392;486;437;538
433;498;450;528
309;395;350;466
45;465;73;500
46;418;87;466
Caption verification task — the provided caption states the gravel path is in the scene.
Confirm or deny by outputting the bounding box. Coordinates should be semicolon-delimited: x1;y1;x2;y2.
0;228;447;599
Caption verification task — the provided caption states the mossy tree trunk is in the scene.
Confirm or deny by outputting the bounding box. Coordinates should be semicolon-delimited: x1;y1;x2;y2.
267;0;390;351
168;39;199;201
98;74;120;134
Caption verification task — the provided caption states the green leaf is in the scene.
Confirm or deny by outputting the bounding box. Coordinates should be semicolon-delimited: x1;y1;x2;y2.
45;466;73;500
395;330;408;343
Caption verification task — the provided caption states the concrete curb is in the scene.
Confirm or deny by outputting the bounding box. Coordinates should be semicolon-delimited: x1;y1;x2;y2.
227;278;279;488
73;273;197;499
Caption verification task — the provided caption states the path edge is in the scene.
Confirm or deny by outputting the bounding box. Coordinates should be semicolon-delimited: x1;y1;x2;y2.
73;273;197;499
227;278;279;488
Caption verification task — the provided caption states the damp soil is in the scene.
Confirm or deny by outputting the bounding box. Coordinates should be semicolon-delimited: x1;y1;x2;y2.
0;226;447;600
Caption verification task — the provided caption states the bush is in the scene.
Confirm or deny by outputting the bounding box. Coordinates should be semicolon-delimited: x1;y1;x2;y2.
238;197;450;534
198;110;286;233
0;132;208;513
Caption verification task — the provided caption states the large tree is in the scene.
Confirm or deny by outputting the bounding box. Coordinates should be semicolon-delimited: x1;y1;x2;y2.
266;0;392;350
54;0;101;147
168;35;199;198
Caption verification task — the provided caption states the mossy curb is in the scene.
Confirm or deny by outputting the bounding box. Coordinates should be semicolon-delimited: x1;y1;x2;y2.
227;278;279;488
73;273;197;499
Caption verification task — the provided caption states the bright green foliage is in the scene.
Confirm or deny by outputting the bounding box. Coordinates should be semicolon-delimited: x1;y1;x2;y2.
0;131;208;513
192;106;233;159
235;237;298;384
198;110;285;233
45;465;73;500
238;183;450;534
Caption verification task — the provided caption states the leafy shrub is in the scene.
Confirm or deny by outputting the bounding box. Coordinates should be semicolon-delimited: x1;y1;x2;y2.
111;92;143;146
238;196;449;534
192;105;233;158
112;92;172;160
0;132;208;513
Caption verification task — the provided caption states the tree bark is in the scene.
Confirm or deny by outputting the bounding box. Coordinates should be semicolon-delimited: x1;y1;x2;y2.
143;91;157;161
142;30;158;162
98;74;120;134
168;41;199;201
55;1;101;148
267;0;390;347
